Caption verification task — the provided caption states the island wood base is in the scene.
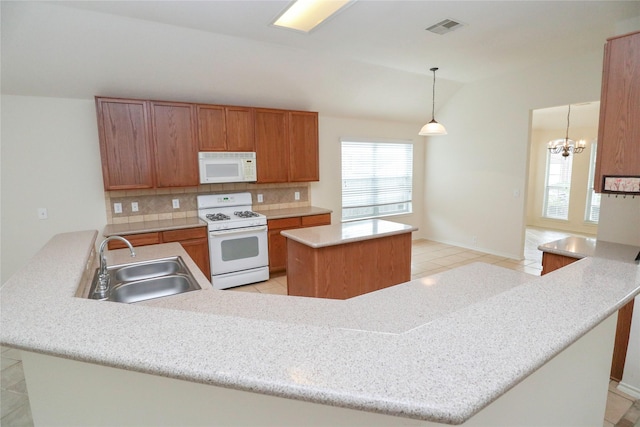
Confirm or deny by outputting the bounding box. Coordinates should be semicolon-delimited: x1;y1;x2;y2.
286;233;411;299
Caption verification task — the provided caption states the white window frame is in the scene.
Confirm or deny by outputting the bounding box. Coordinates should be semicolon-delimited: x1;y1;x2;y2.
542;150;573;220
341;139;413;222
584;141;600;223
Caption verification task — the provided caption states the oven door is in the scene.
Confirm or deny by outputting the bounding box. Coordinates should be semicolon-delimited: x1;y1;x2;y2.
208;225;268;275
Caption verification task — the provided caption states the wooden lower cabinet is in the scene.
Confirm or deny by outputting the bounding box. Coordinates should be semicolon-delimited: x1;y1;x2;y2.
267;214;331;273
286;233;411;299
541;251;633;381
107;227;210;278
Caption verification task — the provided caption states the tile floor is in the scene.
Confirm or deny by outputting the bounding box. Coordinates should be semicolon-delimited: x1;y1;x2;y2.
2;228;637;426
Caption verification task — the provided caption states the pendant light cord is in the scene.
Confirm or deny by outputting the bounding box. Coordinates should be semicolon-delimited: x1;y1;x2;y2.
565;104;571;143
431;67;438;121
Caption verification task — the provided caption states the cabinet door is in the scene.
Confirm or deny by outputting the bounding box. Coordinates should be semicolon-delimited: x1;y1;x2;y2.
179;238;211;278
289;111;319;182
226;107;255;151
255;109;289;183
151;102;199;188
96;98;155;190
595;31;640;192
197;105;226;151
267;217;301;273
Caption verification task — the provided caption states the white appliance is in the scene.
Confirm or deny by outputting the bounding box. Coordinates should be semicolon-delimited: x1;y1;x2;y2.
197;192;269;289
198;152;257;184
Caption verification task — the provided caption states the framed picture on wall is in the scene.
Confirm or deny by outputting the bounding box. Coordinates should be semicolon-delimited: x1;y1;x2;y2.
602;176;640;194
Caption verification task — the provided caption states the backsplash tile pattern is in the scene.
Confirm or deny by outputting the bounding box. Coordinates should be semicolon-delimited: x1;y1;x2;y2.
105;183;310;224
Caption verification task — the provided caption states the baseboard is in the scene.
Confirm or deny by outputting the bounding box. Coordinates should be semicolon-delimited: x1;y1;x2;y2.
420;237;522;260
617;382;640;399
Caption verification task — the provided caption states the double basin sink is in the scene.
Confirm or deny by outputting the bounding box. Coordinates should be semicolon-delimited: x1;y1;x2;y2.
88;256;201;303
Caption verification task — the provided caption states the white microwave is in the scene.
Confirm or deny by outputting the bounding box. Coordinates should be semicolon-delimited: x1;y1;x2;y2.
198;152;257;184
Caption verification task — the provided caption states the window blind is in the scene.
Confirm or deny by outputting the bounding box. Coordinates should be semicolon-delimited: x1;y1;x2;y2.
543;151;573;220
585;142;600;223
341;140;413;221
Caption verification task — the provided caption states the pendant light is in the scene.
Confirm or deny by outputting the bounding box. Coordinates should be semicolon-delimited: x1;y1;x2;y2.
419;67;447;136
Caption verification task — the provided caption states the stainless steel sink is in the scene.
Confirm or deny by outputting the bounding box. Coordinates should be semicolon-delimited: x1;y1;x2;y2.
114;258;181;282
88;256;201;303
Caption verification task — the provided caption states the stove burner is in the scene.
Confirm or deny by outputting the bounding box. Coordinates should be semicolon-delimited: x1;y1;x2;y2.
234;210;259;218
206;213;231;221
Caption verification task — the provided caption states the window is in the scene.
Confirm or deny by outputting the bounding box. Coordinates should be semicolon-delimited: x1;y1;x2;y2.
341;140;413;221
543;151;573;220
585;142;600;223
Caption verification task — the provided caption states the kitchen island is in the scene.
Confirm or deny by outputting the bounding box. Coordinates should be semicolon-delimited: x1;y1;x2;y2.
282;219;417;298
1;230;639;426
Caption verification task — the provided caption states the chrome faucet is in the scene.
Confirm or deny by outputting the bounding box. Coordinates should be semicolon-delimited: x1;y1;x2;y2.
94;236;136;299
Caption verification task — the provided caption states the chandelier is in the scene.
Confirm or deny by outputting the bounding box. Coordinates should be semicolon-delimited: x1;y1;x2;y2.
547;104;585;157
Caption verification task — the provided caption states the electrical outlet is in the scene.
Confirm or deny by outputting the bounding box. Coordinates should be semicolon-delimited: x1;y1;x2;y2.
37;208;48;220
114;203;122;214
294;191;300;201
131;202;139;212
172;199;180;209
257;194;264;203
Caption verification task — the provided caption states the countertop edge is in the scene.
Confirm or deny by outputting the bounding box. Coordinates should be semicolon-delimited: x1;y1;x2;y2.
257;206;333;220
103;218;207;236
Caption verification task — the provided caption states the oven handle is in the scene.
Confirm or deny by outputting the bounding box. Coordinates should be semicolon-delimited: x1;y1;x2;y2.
209;225;267;236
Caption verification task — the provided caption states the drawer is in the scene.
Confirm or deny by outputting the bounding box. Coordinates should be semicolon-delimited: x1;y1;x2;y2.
268;217;301;230
301;214;331;226
107;232;160;249
162;227;208;243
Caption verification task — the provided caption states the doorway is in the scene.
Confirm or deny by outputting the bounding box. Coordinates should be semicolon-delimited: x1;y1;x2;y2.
525;102;600;240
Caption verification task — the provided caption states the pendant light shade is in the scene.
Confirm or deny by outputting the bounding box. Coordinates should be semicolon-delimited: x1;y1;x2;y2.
419;119;447;135
419;67;447;136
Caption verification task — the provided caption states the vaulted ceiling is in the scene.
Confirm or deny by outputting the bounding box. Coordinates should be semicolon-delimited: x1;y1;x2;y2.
2;1;638;123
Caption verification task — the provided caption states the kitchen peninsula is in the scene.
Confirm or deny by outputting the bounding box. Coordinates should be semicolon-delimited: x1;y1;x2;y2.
282;219;416;299
1;230;639;426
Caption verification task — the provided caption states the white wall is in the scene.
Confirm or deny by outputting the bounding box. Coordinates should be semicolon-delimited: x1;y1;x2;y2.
312;115;425;236
423;49;605;259
526;127;599;235
0;95;107;283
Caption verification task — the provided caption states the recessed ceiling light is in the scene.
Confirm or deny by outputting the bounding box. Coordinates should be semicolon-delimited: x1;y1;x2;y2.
272;0;354;33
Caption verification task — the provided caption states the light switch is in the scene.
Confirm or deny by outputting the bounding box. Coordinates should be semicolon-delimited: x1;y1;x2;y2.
257;194;264;203
114;203;122;214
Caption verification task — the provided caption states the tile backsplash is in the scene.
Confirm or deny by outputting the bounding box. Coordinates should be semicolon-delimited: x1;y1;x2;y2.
105;183;310;224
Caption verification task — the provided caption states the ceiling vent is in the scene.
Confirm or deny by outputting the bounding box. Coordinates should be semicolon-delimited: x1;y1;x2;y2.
426;19;464;35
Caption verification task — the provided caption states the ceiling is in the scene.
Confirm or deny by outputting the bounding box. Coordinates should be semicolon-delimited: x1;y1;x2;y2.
2;1;639;124
532;102;601;131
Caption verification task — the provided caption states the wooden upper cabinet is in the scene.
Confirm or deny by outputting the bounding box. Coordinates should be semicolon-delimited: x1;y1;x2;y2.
197;105;226;151
289;111;319;182
226;107;255;151
595;31;640;193
150;101;199;188
255;108;289;183
95;98;155;190
197;105;255;152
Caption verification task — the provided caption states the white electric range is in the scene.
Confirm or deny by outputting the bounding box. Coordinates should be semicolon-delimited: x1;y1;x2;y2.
197;193;269;289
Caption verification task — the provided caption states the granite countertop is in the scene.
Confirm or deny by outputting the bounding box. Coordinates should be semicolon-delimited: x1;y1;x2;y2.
538;236;640;263
1;231;639;424
103;217;207;237
281;219;417;248
256;205;332;220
